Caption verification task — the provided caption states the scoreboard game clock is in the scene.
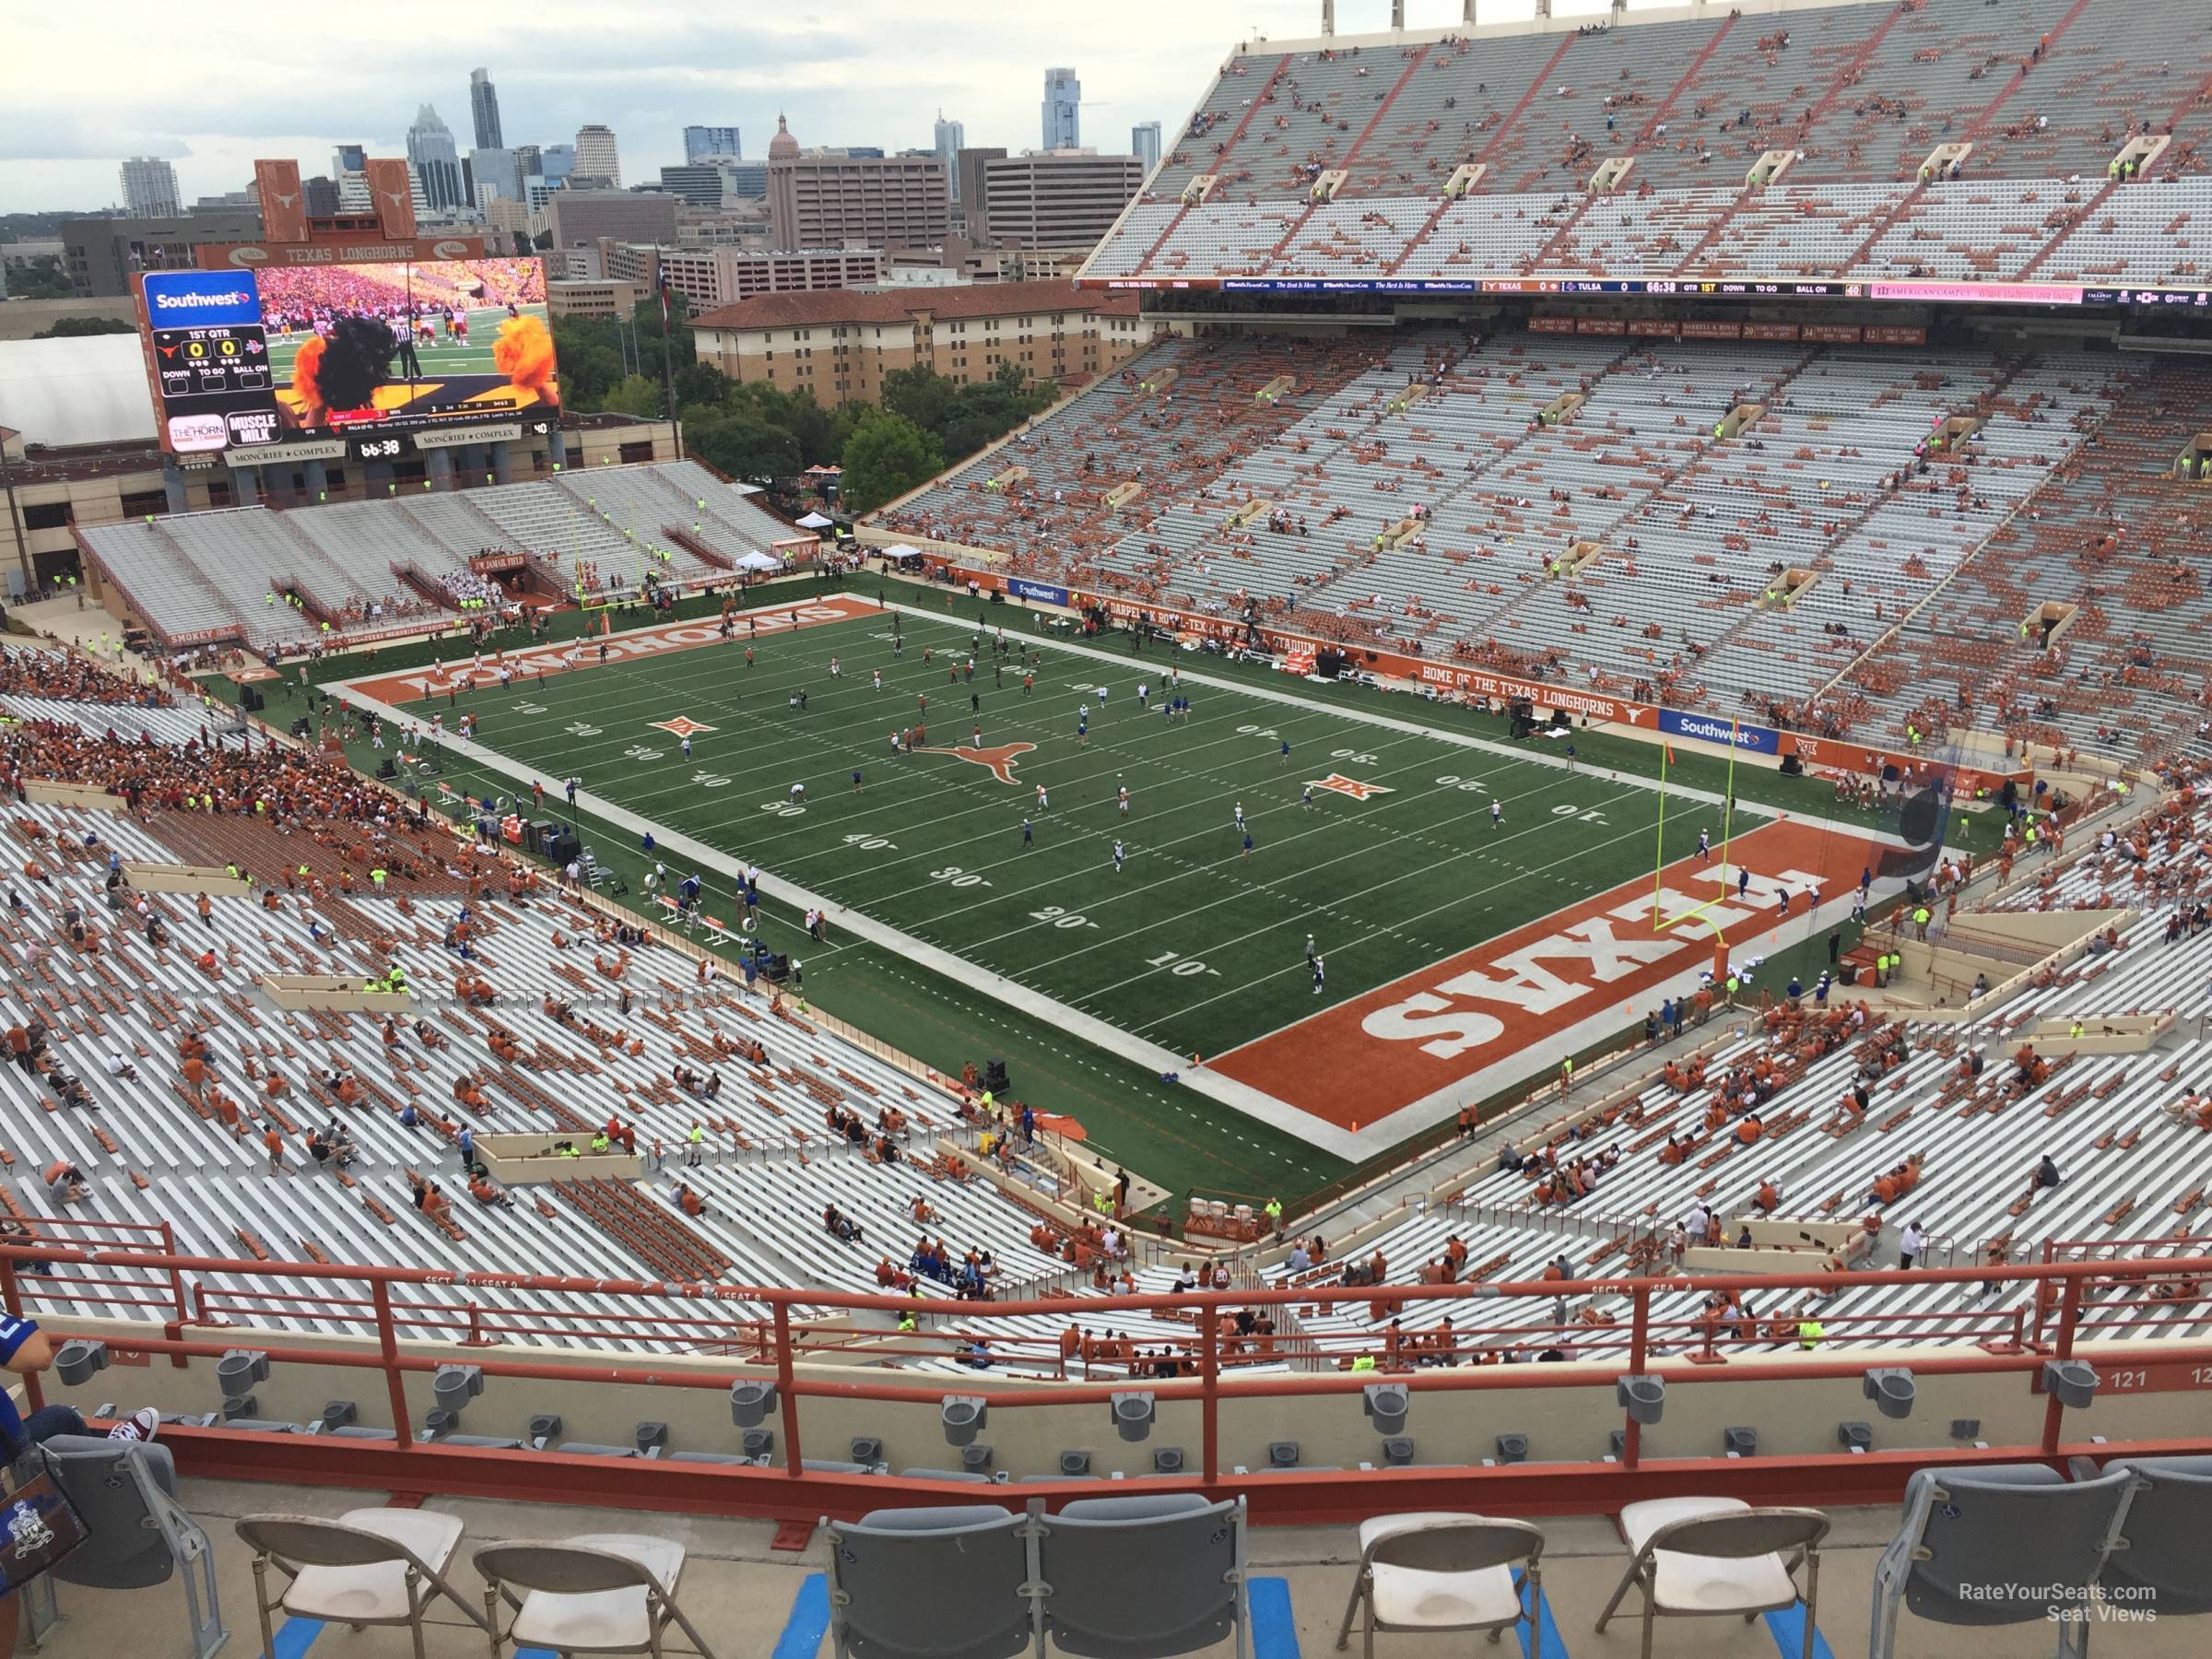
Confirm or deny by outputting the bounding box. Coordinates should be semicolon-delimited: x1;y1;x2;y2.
139;271;279;454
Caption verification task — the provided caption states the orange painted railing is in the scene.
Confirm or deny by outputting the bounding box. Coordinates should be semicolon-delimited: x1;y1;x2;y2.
7;1232;2211;1523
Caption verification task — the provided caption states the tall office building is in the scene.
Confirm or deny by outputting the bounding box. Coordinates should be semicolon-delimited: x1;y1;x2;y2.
470;147;521;206
468;68;503;150
980;150;1144;253
512;143;541;180
118;157;182;218
684;126;743;163
934;113;967;200
332;144;368;175
656;165;727;206
1041;67;1081;149
765;115;948;252
573;124;621;188
406;105;465;213
1131;122;1162;177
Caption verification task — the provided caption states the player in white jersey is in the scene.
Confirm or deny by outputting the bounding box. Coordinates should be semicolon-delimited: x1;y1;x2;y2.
1233;802;1246;831
1490;800;1503;829
1117;785;1130;816
1112;841;1125;872
1698;828;1711;862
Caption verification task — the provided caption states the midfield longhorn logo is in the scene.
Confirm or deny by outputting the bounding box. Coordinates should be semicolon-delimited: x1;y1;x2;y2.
1307;773;1394;801
915;742;1036;784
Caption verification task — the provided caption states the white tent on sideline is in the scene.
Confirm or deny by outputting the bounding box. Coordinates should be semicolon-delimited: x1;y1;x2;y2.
795;512;834;529
735;550;783;572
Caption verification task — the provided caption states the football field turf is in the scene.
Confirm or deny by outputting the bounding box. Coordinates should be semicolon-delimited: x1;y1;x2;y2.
264;303;542;384
350;596;1890;1155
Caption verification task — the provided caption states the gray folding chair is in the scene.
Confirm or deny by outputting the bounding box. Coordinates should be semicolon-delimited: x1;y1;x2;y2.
1869;1463;2137;1659
1334;1512;1544;1658
823;1504;1034;1659
2096;1455;2212;1619
1038;1493;1249;1659
235;1510;487;1659
33;1435;224;1659
1595;1497;1828;1659
473;1535;715;1659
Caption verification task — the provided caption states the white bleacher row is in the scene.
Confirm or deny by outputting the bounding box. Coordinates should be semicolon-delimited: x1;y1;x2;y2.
0;786;1097;1356
1140;0;2209;209
1080;328;1618;617
1087;176;2212;288
76;463;789;655
0;696;212;748
1844;356;2212;763
1271;1019;2212;1364
1059;328;2113;722
875;335;1379;573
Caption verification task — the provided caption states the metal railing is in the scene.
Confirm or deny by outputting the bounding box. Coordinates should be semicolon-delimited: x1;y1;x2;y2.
8;1230;2212;1505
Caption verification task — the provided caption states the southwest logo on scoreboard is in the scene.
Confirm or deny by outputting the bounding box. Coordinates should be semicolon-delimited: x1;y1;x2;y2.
1307;773;1394;801
648;717;717;737
140;270;265;328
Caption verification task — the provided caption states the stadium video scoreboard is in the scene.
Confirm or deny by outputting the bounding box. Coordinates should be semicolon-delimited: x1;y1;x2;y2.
135;255;561;456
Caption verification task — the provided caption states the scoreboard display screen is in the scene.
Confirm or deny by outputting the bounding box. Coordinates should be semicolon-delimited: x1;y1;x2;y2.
138;257;559;456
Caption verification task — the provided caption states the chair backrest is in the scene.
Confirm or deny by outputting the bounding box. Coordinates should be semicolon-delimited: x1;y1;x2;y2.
825;1504;1031;1659
1900;1464;2135;1627
235;1514;412;1571
42;1436;187;1591
473;1542;658;1598
1649;1507;1829;1562
2104;1456;2212;1617
1041;1494;1245;1659
1367;1517;1544;1578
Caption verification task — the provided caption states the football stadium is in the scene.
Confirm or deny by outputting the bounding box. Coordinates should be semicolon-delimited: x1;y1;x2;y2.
2;2;2212;1654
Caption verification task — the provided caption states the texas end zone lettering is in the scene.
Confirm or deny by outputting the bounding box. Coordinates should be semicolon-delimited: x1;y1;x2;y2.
1361;884;1763;1058
1209;819;1868;1131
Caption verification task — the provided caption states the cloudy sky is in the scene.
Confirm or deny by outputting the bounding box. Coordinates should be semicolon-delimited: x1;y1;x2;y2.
0;0;1633;213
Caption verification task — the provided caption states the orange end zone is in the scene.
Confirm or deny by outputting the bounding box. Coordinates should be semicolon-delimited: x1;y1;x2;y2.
342;594;882;705
1212;818;1884;1133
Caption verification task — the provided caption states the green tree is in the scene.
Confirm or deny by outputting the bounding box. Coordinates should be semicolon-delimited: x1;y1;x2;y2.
5;255;73;300
32;315;136;338
881;366;959;437
673;359;731;410
599;373;665;418
687;411;803;483
839;410;943;514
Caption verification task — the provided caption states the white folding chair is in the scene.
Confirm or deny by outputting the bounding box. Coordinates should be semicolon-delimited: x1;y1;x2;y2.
1335;1512;1545;1658
235;1510;488;1659
1594;1497;1828;1659
474;1533;716;1659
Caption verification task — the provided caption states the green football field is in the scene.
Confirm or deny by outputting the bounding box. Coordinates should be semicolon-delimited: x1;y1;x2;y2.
382;605;1822;1066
